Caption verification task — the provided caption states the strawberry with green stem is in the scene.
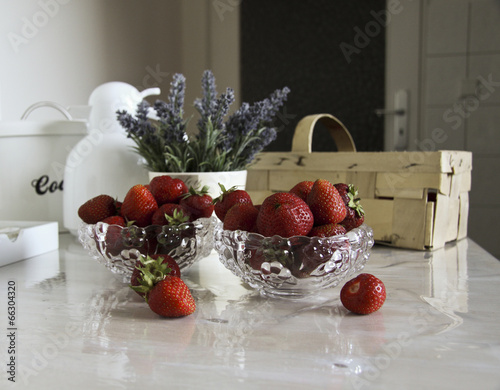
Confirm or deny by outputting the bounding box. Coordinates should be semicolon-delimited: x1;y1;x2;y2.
306;179;347;225
180;186;214;221
151;204;190;226
130;254;195;317
334;183;365;231
213;184;253;221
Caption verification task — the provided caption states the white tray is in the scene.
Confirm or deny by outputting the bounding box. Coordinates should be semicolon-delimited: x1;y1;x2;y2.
0;221;59;267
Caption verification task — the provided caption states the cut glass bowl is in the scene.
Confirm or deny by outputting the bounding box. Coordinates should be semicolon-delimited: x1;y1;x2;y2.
214;222;374;298
79;216;215;282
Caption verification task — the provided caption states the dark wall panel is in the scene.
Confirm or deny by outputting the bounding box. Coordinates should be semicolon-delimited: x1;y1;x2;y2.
241;0;386;152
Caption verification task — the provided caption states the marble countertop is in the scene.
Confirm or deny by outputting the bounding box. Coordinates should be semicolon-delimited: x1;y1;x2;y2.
1;233;499;389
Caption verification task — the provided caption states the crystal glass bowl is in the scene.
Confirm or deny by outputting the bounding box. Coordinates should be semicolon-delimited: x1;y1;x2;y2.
214;222;374;298
79;216;215;281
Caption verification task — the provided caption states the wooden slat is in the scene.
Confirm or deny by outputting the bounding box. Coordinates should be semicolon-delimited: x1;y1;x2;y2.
445;198;460;242
375;172;452;198
432;193;450;249
247;190;273;205
363;199;394;242
345;172;377;199
457;192;469;240
250;151;472;174
390;197;428;250
268;170;347;192
425;200;435;248
246;170;269;191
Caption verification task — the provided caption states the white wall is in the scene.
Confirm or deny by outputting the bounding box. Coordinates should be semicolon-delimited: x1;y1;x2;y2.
422;0;500;258
0;0;183;120
0;0;240;122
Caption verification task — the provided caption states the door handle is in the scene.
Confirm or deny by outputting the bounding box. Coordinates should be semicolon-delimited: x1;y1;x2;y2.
374;108;406;116
375;90;408;150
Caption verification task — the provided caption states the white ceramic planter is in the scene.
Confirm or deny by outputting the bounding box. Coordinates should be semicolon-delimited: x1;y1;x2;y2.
148;170;247;199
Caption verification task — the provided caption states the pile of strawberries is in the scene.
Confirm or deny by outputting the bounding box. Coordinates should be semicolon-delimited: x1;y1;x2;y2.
217;179;365;238
77;175;214;228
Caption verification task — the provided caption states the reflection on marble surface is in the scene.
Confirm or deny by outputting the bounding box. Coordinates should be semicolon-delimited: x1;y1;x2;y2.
0;233;499;389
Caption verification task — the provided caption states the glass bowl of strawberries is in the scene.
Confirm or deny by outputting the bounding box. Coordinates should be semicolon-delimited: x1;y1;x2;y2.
213;180;375;298
214;222;373;298
77;175;217;282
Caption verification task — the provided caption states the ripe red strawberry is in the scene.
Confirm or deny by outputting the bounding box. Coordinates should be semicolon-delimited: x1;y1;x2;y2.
256;192;314;237
149;175;188;205
121;184;158;227
308;223;346;237
147;276;196;317
306;179;347;225
340;273;386;315
223;203;259;232
289;180;314;201
213;184;253;221
78;194;117;224
130;254;181;297
179;186;214;221
151;203;190;225
334;183;365;232
101;215;126;226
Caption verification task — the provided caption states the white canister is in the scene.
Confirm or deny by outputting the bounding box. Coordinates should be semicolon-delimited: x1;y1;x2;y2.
0;102;87;229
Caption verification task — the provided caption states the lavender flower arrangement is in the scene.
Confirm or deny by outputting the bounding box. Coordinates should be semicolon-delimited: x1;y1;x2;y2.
117;70;290;172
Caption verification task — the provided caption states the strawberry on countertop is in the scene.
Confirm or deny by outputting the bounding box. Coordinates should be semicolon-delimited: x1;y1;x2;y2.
130;254;181;297
147;276;196;318
130;253;195;317
340;273;386;315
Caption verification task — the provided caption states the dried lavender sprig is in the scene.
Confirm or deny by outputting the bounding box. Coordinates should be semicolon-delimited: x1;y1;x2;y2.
194;70;217;132
222;86;290;169
153;73;187;143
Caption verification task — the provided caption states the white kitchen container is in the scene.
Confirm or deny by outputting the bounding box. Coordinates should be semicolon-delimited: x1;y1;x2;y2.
0;102;87;229
0;221;59;267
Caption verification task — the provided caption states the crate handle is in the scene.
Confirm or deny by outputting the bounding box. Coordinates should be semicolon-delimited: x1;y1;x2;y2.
292;113;356;153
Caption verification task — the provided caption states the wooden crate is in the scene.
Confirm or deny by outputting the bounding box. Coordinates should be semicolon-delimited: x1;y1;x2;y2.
246;114;472;250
